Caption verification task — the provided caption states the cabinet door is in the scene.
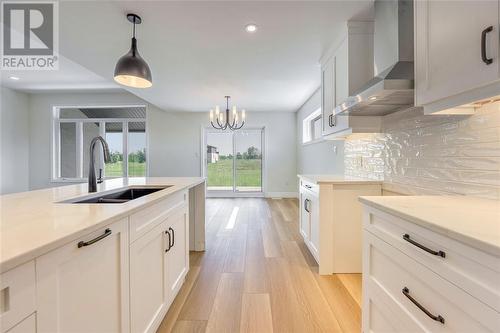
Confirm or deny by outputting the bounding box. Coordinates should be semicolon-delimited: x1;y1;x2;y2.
130;220;169;333
36;219;129;333
335;38;349;105
322;58;337;136
299;191;311;241
309;193;320;260
165;208;189;303
415;0;499;107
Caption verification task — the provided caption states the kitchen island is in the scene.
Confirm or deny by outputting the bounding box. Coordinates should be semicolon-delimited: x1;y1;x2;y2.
0;177;205;333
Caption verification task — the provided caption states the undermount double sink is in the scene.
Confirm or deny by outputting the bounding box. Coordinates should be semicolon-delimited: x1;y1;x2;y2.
63;186;172;204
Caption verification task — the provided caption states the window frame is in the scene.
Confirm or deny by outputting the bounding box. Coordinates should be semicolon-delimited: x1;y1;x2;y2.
302;108;323;145
51;105;148;182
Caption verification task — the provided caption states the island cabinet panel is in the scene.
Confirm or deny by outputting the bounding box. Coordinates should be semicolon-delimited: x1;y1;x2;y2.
165;208;189;303
130;219;170;333
35;219;130;333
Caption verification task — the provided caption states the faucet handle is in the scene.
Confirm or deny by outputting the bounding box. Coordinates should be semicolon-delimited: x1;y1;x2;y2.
97;168;103;184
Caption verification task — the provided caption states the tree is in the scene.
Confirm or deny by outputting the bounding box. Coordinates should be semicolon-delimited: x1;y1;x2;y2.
246;146;260;159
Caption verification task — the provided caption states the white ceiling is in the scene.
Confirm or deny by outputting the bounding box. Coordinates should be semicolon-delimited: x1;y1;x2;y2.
5;1;374;112
0;55;121;93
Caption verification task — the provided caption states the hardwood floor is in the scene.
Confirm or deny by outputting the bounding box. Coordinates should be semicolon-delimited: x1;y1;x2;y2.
157;198;361;333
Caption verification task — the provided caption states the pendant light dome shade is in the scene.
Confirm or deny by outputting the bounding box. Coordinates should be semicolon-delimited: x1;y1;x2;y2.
114;14;152;88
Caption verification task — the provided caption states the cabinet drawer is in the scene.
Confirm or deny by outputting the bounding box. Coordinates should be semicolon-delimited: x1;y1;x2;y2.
130;190;187;243
364;207;500;312
300;179;318;194
364;231;500;332
5;313;35;333
0;261;35;333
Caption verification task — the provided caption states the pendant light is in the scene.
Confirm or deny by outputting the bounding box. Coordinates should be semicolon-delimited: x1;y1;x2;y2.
114;13;152;88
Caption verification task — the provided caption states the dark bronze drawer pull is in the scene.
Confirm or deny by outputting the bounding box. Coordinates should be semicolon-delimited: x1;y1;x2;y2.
403;234;445;258
165;230;171;252
402;287;445;324
169;227;175;248
481;26;494;65
78;228;112;248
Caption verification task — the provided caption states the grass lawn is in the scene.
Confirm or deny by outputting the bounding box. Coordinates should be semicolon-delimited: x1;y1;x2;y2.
207;159;261;187
105;161;146;177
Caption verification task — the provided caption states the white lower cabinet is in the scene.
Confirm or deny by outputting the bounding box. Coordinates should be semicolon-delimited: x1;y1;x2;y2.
362;206;500;333
130;220;170;333
165;209;189;303
130;205;189;333
36;219;130;333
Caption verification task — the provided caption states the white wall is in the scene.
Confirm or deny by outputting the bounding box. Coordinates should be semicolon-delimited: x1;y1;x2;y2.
26;91;297;195
0;87;30;194
296;88;344;175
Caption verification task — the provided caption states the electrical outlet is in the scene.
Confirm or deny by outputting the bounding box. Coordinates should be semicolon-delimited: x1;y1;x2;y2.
332;145;337;154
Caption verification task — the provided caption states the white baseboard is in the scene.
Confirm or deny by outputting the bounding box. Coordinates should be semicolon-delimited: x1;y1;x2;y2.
265;192;298;199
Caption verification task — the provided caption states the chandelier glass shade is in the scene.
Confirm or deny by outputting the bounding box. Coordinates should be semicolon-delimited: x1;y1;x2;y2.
210;96;246;130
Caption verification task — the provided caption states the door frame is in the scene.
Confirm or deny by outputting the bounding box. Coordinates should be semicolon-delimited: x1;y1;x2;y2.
201;126;266;198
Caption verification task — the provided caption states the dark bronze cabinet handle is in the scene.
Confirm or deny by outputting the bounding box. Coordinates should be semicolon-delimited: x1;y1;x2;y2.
482;26;493;65
304;199;310;213
402;287;445;324
403;234;445;258
165;230;171;252
78;228;112;248
169;227;175;248
305;184;312;189
328;114;336;127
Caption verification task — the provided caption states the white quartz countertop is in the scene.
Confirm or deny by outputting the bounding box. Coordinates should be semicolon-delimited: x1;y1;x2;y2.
0;177;205;273
359;195;500;256
298;174;383;185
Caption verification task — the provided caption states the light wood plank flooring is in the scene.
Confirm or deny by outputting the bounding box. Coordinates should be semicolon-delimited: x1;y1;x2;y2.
157;198;361;333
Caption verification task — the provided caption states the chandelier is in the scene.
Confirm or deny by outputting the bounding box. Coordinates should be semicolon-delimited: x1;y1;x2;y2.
209;96;246;130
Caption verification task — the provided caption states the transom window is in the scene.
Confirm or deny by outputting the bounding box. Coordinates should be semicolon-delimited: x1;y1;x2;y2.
52;106;147;182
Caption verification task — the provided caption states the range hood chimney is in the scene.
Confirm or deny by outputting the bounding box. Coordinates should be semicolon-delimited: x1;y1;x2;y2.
336;0;415;116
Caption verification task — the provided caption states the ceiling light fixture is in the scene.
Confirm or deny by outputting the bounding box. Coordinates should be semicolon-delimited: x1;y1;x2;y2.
245;24;257;33
114;13;152;89
9;76;20;81
210;96;246;130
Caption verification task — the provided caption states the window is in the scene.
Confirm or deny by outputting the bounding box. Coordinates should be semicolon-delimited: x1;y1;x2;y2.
302;108;322;144
52;106;147;181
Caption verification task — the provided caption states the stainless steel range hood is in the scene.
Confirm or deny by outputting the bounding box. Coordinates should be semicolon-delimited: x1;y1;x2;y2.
336;0;414;116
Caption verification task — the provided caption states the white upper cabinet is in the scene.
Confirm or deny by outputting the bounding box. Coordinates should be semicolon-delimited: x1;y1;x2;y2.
36;219;130;333
415;0;500;113
320;21;381;138
321;58;336;136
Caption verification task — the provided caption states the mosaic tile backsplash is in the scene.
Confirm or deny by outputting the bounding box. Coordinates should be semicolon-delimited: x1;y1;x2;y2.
344;103;500;199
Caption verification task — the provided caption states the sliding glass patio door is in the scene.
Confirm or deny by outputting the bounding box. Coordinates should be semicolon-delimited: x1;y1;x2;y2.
205;128;263;195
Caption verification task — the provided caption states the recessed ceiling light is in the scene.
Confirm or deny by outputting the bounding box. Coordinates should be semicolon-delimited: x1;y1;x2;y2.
245;24;257;33
9;76;20;81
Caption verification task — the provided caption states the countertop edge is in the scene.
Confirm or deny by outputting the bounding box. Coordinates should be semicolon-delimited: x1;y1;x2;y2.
358;196;500;257
297;174;383;185
0;179;205;274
